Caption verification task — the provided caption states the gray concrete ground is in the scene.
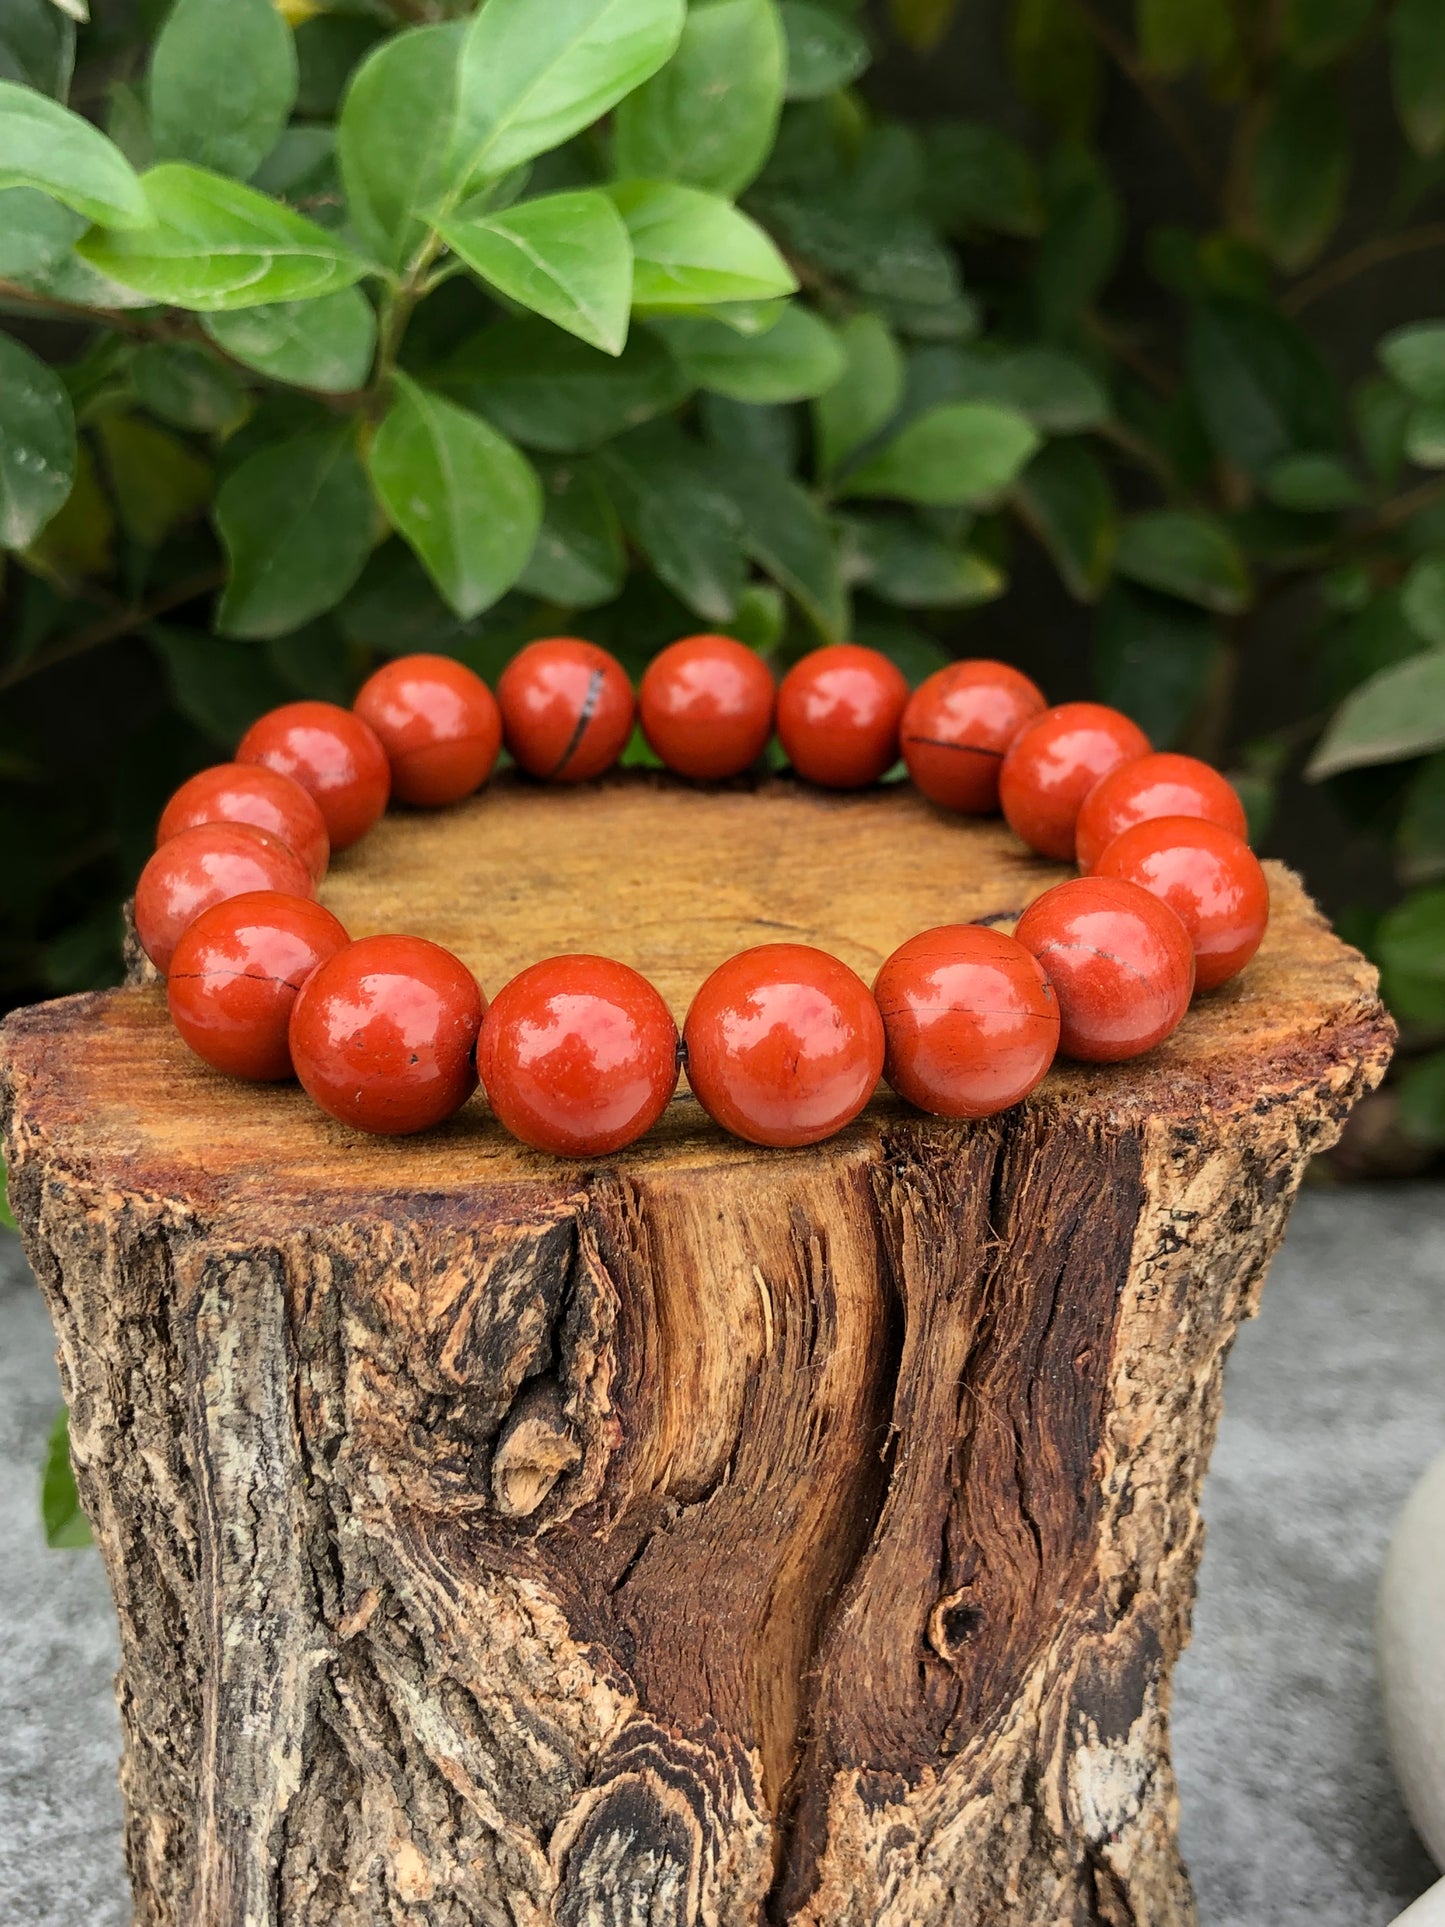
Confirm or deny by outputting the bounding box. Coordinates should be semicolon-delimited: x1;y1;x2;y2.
0;1186;1441;1925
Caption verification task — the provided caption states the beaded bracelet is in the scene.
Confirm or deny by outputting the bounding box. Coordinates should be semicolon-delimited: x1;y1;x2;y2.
133;636;1271;1158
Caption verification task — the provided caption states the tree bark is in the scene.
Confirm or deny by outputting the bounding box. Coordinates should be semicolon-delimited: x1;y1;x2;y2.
0;776;1392;1927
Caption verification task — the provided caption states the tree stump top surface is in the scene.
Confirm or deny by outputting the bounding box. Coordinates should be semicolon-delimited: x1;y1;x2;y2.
1;774;1391;1217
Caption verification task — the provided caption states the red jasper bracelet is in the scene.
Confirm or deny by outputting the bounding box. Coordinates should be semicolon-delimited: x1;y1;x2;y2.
135;636;1272;1159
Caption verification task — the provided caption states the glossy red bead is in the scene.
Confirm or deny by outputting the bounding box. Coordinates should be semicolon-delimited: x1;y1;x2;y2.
134;822;315;975
236;701;391;850
776;644;910;789
497;637;635;782
1013;876;1194;1062
478;955;679;1156
683;943;885;1147
639;634;776;780
1075;752;1249;873
167;892;350;1081
874;924;1060;1117
157;762;330;884
353;653;503;807
901;660;1048;814
1093;817;1270;991
1000;703;1151;861
288;935;485;1135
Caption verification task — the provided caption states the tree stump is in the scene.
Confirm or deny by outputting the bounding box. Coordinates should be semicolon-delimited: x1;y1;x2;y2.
0;775;1392;1927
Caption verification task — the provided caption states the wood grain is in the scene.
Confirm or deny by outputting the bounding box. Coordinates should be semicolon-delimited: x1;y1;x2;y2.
1;774;1392;1926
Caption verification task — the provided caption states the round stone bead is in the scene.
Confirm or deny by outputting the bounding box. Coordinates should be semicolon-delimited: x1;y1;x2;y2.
157;762;330;883
1093;816;1270;991
167;892;350;1081
999;703;1151;861
776;644;910;789
638;634;776;780
1013;876;1195;1062
683;943;885;1147
497;638;635;782
236;701;391;850
289;935;485;1135
134;822;316;975
478;955;680;1157
1074;752;1249;873
874;924;1060;1117
901;660;1047;814
353;653;503;807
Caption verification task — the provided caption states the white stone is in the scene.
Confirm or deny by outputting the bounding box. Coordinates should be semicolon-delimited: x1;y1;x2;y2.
1379;1446;1445;1872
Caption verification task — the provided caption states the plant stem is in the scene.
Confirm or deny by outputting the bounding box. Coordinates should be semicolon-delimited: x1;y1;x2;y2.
0;567;225;694
1064;0;1217;202
1283;225;1445;315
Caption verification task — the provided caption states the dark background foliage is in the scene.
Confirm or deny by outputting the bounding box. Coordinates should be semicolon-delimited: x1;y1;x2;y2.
3;0;1445;1173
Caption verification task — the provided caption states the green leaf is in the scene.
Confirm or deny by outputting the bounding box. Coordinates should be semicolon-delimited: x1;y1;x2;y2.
369;374;541;621
0;334;75;551
605;179;797;310
338;23;464;275
652;303;844;401
1250;73;1348;271
842;512;1003;608
854;613;949;689
1399;1049;1445;1147
438;190;633;356
1400;751;1445;883
1380;322;1445;403
1014;438;1117;601
294;13;387;120
1115;510;1252;614
596;420;746;621
132;341;248;435
1009;0;1102;140
1261;450;1362;511
1375;884;1445;1024
700;392;799;469
25;440;111;580
79;163;373;311
614;0;786;196
713;446;848;636
95;414;211;548
813;312;904;479
1403;554;1445;646
1093;580;1221;746
951;345;1110;432
1355;375;1412;487
1406;403;1445;468
151;624;294;744
921;120;1042;238
216;423;373;638
204;288;376;393
451;0;685;189
437;316;688;453
0;0;74;100
1137;0;1237;75
839;403;1041;507
517;458;626;608
1187;296;1342;477
41;1410;93;1550
1390;0;1445;157
1307;649;1445;777
150;0;297;182
0;185;85;278
1033;146;1122;335
0;78;148;228
780;0;869;98
1282;0;1374;66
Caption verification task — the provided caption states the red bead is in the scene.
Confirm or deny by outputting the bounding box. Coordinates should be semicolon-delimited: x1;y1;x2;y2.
236;701;391;850
901;660;1047;814
874;924;1059;1118
1013;877;1194;1062
776;644;910;789
1000;703;1151;861
167;892;350;1081
157;763;330;884
1093;817;1270;992
683;943;885;1147
497;637;635;782
1075;752;1249;873
639;634;776;780
353;653;502;807
478;955;679;1156
134;823;316;975
288;935;485;1135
